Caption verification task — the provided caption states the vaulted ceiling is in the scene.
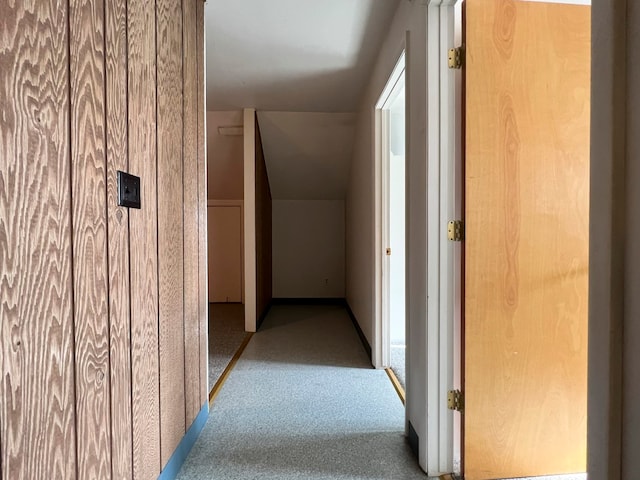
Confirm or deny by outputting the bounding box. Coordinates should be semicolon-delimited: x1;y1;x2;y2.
204;0;400;199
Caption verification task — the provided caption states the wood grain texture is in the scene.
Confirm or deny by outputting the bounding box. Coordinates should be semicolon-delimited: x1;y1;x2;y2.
0;1;77;478
255;120;272;320
196;0;209;405
182;0;202;426
127;0;161;476
69;0;113;477
464;2;590;479
156;0;186;466
105;0;133;477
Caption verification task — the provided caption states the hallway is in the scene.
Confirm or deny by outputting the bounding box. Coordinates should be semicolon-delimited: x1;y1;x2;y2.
177;305;430;479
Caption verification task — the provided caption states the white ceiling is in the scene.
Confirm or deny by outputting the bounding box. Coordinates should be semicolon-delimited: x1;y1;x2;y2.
204;0;400;200
204;0;400;112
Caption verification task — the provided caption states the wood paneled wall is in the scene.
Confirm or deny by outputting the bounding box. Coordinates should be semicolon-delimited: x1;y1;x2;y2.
0;0;208;478
255;118;273;322
0;1;76;478
157;0;186;467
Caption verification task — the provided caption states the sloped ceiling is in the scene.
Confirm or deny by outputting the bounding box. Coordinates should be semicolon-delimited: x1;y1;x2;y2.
205;0;399;199
205;0;400;112
257;112;356;200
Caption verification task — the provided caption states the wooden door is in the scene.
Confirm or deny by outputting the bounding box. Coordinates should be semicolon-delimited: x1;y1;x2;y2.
464;1;590;479
208;205;243;302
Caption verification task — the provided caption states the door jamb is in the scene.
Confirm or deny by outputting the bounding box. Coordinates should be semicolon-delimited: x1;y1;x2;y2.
424;0;461;475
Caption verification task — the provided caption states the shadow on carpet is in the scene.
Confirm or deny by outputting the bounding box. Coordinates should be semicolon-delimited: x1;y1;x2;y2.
209;303;248;392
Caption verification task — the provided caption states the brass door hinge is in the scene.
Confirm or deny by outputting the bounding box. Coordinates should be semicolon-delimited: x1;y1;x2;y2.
447;389;464;412
448;46;464;69
447;220;464;241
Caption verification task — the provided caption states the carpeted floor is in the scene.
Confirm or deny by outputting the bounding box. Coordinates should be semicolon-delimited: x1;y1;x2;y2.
209;303;248;392
178;304;431;480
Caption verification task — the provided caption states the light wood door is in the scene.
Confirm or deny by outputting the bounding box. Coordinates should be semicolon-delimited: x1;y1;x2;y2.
464;1;590;479
208;206;243;302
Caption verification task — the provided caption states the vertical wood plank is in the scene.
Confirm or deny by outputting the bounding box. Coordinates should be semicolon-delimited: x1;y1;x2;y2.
127;0;161;476
156;0;186;466
105;0;133;476
68;0;112;477
182;0;201;425
196;0;209;406
0;1;77;479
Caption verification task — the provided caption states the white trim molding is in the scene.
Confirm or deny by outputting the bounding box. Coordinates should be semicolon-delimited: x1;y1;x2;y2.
423;0;459;475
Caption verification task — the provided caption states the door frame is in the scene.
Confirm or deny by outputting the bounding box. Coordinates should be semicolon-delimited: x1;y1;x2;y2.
372;2;461;474
374;51;406;370
423;0;461;475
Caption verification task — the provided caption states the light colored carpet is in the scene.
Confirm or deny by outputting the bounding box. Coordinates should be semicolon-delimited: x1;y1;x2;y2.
178;304;431;480
209;303;247;391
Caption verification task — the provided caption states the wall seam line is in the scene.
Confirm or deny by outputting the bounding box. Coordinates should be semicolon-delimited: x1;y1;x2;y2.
66;0;80;477
154;0;162;471
101;0;115;476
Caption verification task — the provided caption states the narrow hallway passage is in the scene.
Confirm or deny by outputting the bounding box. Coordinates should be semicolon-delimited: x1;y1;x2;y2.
177;305;430;479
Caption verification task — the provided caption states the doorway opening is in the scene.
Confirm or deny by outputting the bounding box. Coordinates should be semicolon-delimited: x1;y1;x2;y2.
375;52;406;392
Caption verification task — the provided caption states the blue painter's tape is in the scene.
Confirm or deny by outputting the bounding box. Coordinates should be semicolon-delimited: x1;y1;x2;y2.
158;402;209;480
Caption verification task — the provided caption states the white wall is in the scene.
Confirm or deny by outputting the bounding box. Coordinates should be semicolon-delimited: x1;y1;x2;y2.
207;111;246;307
346;0;411;348
272;200;345;298
207;110;244;200
345;0;431;471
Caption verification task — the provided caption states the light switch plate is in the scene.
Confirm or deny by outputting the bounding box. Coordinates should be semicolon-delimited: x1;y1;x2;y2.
117;171;141;209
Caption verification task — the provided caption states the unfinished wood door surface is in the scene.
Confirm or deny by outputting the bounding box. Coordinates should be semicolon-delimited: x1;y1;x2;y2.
464;1;590;479
208;206;243;303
